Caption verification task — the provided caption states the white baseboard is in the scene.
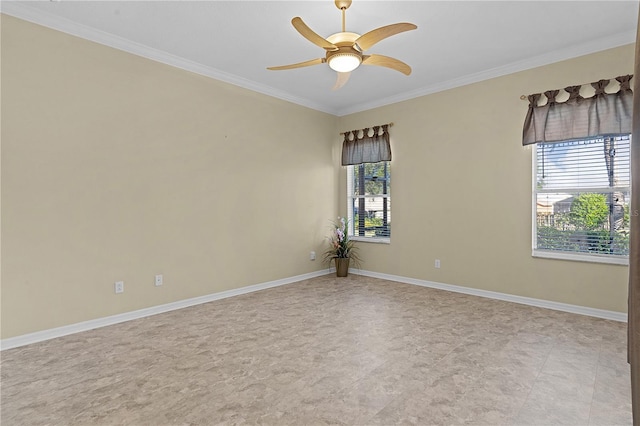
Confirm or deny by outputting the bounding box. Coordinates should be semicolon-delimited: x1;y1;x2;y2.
0;269;332;351
351;269;628;323
2;267;626;350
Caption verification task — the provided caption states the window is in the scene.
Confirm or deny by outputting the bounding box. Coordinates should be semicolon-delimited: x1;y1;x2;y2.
347;161;390;241
533;135;631;263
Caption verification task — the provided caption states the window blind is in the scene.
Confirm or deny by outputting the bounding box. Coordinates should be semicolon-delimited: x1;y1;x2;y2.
347;161;391;239
535;135;631;257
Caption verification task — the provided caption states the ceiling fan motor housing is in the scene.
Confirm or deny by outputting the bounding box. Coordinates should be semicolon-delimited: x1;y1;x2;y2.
326;32;363;72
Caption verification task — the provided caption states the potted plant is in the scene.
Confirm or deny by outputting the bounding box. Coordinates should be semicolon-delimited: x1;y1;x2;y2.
323;217;361;277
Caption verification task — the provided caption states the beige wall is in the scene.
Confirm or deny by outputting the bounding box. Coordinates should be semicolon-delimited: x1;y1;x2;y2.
1;14;634;339
337;44;635;313
1;16;338;338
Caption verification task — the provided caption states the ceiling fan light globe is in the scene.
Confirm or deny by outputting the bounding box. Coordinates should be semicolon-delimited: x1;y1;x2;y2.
328;53;361;73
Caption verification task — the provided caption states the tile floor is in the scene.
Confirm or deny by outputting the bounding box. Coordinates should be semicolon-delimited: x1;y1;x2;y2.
0;274;633;425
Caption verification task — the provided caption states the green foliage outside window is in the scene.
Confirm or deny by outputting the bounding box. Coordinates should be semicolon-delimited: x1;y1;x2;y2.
537;193;629;255
353;162;390;196
354;215;383;228
568;194;609;230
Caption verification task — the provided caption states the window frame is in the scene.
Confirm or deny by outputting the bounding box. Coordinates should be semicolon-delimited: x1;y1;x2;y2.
347;161;391;244
531;136;631;266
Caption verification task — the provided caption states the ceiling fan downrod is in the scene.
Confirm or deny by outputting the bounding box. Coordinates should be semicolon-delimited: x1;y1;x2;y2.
335;0;351;32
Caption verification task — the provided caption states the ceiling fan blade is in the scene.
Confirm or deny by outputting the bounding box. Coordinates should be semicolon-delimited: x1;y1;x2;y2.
363;54;412;75
355;23;417;51
267;58;325;71
291;17;339;51
332;72;351;90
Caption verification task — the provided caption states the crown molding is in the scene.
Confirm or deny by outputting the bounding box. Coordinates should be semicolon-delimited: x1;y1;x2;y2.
0;2;337;115
1;2;636;117
335;29;636;116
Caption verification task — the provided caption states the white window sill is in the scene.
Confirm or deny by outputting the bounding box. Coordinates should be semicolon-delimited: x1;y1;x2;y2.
351;236;390;244
532;249;629;266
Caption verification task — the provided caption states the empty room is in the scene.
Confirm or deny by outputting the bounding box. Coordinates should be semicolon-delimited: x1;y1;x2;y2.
2;1;639;425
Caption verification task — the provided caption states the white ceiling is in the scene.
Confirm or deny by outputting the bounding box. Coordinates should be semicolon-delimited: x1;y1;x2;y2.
2;1;638;116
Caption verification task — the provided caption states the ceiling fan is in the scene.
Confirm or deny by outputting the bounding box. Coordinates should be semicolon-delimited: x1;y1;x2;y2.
267;0;417;90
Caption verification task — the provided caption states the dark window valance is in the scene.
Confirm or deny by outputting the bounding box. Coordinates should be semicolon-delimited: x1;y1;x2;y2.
341;124;392;166
522;75;633;145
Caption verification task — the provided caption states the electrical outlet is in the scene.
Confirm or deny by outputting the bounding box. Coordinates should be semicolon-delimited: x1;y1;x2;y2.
435;259;441;269
310;251;316;261
155;274;163;286
115;281;124;294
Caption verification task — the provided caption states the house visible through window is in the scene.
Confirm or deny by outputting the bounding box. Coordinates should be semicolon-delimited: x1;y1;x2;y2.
347;161;390;240
534;135;631;261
